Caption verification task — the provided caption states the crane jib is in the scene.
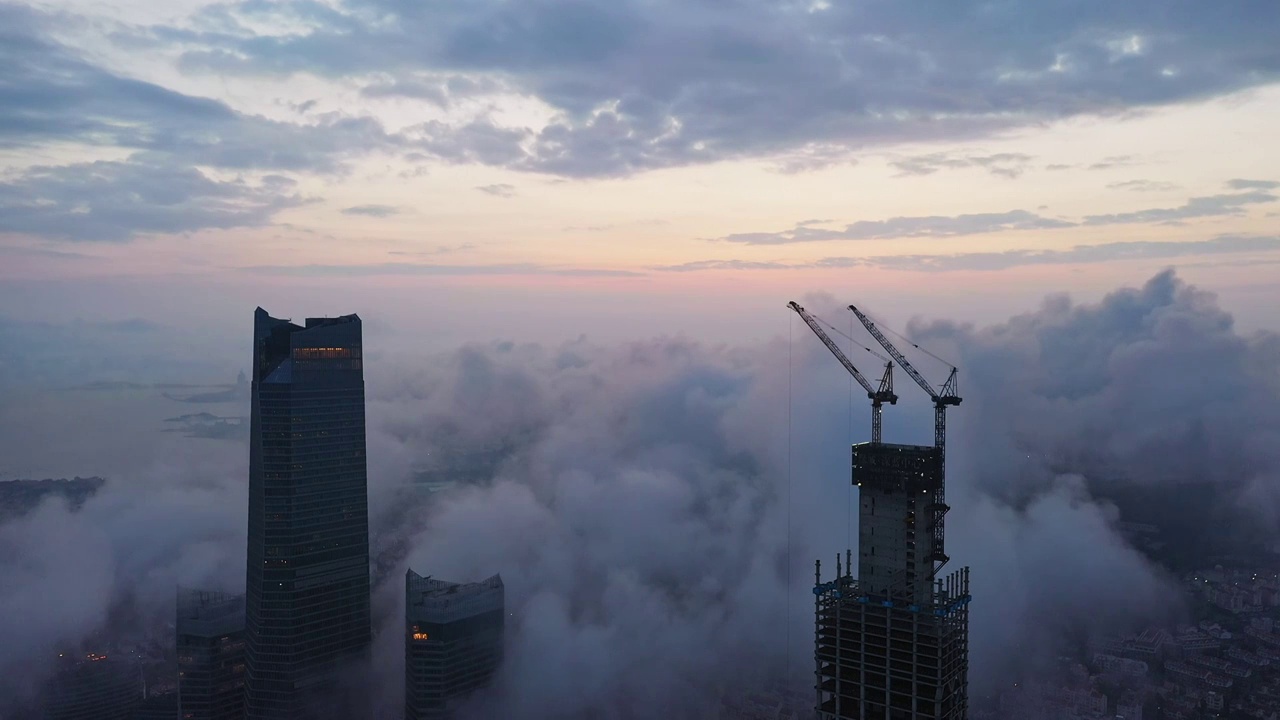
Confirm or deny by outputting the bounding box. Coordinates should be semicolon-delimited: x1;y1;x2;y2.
788;301;897;444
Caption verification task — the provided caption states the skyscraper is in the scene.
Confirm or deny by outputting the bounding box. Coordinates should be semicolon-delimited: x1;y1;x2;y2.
42;654;141;720
404;570;505;720
813;442;970;719
244;309;372;719
176;588;245;720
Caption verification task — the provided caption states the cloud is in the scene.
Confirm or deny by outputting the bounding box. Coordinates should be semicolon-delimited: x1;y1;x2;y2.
718;210;1073;244
476;184;517;198
341;204;402;217
652;260;793;272
0;244;90;260
656;234;1280;273
1087;155;1143;171
387;244;477;257
717;183;1279;244
0;445;247;705
332;272;1280;711
5;273;1280;715
133;0;1280;177
563;219;669;233
0;6;432;241
1107;179;1180;192
768;144;859;174
1227;178;1280;190
863;235;1280;272
238;262;643;278
1082;190;1276;226
0;159;308;242
0;7;404;174
890;152;1035;178
359;74;505;106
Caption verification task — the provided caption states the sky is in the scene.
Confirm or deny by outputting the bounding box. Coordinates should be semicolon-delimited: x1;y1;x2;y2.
2;0;1280;361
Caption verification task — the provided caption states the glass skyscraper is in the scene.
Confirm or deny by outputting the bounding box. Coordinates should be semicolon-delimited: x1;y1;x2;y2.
244;308;372;719
404;570;505;720
176;588;245;720
42;654;141;720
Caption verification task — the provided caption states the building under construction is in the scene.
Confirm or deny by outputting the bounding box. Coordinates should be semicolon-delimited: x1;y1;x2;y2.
813;443;970;719
789;303;970;720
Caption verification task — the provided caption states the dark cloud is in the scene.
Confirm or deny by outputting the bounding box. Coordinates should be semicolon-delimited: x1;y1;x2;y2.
238;262;643;278
1107;179;1180;192
0;159;308;242
341;204;401;217
656;234;1280;273
890;152;1035;178
149;0;1279;176
476;184;517;198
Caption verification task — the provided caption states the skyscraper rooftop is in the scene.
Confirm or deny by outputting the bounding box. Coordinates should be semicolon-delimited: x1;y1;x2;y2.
405;570;505;720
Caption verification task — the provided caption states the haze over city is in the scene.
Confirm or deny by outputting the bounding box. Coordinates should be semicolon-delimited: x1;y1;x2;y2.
2;1;1279;719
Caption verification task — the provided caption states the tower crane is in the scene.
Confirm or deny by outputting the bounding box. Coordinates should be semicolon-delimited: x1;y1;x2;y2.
849;304;961;576
787;301;896;443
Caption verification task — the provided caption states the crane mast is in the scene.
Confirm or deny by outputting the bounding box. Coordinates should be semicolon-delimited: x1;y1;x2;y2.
787;302;896;443
849;304;961;577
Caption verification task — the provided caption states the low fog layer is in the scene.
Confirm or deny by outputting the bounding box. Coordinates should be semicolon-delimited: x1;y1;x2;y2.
2;270;1278;716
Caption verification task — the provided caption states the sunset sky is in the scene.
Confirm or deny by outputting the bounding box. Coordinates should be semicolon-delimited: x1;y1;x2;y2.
3;0;1279;367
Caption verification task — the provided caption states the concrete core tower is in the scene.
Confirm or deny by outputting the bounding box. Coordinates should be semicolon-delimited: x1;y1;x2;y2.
814;442;970;720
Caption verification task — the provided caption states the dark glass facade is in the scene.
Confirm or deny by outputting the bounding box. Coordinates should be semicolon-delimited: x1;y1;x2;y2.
42;655;141;720
405;570;504;720
176;588;245;720
131;692;179;720
245;308;372;719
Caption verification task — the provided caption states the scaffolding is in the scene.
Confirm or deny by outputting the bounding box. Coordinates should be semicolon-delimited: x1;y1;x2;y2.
814;559;970;720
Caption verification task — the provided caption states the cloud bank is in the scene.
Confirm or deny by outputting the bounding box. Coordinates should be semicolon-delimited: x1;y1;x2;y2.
3;272;1279;717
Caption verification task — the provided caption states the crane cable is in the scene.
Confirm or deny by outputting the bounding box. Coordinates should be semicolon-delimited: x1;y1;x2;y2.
863;308;957;371
786;307;793;685
811;311;891;364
